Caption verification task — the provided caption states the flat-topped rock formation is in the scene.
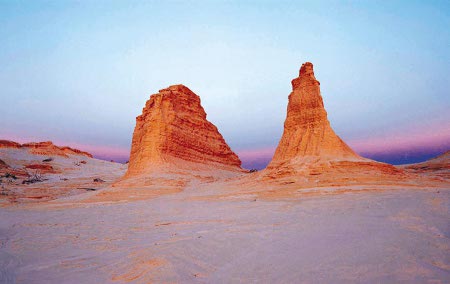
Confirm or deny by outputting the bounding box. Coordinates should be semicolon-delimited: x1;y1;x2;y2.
0;140;93;158
125;84;242;177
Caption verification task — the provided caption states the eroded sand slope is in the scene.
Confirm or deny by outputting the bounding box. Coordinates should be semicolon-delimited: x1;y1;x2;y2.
0;144;127;203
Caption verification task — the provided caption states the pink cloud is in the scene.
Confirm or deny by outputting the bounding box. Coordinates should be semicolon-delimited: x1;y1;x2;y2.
348;123;450;155
236;147;276;162
62;142;130;158
236;121;449;166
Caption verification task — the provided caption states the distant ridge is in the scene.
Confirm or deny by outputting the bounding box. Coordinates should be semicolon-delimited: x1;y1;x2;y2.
402;150;450;179
0;140;93;158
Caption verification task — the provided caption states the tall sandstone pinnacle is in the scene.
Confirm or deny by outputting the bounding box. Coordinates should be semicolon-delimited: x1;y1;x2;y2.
264;62;403;182
125;84;242;177
269;62;361;167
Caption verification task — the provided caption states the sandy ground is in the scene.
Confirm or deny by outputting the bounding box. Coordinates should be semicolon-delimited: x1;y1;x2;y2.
1;148;449;283
0;148;127;203
0;185;449;283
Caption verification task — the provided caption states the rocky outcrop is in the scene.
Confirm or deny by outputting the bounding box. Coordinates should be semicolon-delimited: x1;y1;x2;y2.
60;146;94;157
401;151;450;179
0;140;21;148
125;84;242;177
0;158;8;169
0;140;93;158
405;151;450;170
24;163;58;174
269;62;360;165
263;62;404;184
0;158;28;178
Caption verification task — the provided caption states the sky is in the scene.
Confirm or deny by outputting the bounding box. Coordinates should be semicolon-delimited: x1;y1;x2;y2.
0;0;449;169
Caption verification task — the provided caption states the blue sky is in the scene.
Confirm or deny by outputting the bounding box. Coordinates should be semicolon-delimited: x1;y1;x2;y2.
1;0;449;168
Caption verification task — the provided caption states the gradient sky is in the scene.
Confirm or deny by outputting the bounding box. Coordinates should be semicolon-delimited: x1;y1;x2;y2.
1;0;449;169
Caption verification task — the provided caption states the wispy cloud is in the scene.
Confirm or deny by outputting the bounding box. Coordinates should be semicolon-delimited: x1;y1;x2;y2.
348;122;450;155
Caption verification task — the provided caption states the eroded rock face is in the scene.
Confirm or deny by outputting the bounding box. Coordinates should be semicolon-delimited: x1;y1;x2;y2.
263;62;404;183
0;158;9;169
0;140;92;158
126;84;241;176
0;140;21;148
24;163;58;174
269;62;360;166
23;141;93;158
402;151;450;179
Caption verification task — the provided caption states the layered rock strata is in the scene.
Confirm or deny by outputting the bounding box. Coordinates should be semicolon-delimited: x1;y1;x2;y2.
125;84;241;177
264;63;404;183
0;140;93;158
269;62;360;165
402;151;450;179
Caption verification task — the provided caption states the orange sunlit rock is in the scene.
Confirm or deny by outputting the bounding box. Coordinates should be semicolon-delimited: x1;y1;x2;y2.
24;163;58;174
125;84;242;177
402;151;450;179
22;141;93;158
270;62;360;164
264;62;404;182
0;140;92;158
0;140;21;149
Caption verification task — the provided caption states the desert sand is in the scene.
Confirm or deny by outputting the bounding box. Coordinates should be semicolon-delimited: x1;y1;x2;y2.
1;184;449;283
0;142;127;203
0;63;449;283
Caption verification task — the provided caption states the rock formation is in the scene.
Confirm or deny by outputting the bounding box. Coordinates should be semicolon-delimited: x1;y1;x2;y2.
0;139;126;203
269;62;360;165
402;151;450;179
263;62;404;184
0;140;93;158
22;141;93;157
24;163;58;174
0;140;21;149
125;84;242;177
0;158;9;169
